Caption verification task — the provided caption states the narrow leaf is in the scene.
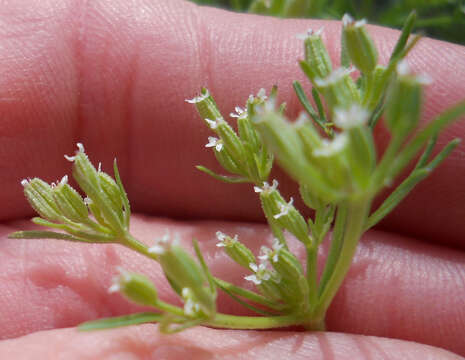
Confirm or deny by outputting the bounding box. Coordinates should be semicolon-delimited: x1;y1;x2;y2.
293;81;322;126
79;312;162;331
196;165;249;183
114;159;131;228
389;11;417;62
8;230;83;242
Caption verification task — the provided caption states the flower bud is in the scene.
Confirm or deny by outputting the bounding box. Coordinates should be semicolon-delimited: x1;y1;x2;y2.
385;61;427;138
334;105;375;189
216;232;256;269
257;183;310;244
52;176;89;222
244;262;284;302
68;144;124;233
299;183;325;210
315;67;360;109
342;14;378;74
109;268;158;307
21;178;62;222
98;172;123;214
312;133;350;191
155;240;216;317
297;28;332;81
186;88;223;124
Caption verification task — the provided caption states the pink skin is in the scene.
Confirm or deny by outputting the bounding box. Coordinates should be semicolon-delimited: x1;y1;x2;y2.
0;0;464;358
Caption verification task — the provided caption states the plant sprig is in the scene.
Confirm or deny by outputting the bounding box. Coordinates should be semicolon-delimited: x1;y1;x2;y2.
9;13;464;333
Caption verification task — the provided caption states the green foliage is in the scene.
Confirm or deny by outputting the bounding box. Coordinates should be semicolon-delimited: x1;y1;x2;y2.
189;0;465;45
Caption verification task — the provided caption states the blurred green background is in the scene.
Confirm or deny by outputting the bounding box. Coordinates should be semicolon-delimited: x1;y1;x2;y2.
190;0;465;45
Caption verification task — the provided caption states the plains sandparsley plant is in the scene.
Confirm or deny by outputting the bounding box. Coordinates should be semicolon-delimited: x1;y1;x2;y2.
10;13;465;332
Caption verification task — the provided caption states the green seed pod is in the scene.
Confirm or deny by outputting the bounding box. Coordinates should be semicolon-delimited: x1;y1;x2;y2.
312;133;350;191
298;28;332;81
53;176;89;222
258;184;309;244
299;183;325;210
216;232;256;269
109;269;158;307
315;67;360;109
244;262;283;302
294;113;323;162
212;144;244;175
385;61;427;138
69;144;124;233
237;115;261;154
156;243;215;317
186;88;223;124
334;105;375;189
215;121;247;167
98;172;123;214
21;178;62;222
342;14;378;74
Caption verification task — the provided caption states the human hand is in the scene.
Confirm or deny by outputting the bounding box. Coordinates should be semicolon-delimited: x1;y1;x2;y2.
0;0;464;358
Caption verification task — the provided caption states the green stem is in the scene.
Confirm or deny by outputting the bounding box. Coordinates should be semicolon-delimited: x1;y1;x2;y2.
306;245;319;309
206;313;304;329
314;198;370;320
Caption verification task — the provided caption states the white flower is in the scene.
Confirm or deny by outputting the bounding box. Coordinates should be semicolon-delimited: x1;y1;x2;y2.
248;88;268;104
59;175;68;186
216;231;238;247
314;67;355;87
185;90;210;104
230;106;248;119
296;27;324;40
273;197;294;219
253;179;279;194
108;267;130;294
182;288;200;316
342;14;366;28
148;231;178;255
258;239;284;263
205;117;224;130
334;105;369;129
20;178;30;187
205;137;223;152
64;143;85;162
244;263;271;285
313;133;348;157
396;60;432;85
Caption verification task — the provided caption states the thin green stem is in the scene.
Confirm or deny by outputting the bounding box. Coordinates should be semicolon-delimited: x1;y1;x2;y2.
306;245;319;309
206;313;304;329
314;198;370;319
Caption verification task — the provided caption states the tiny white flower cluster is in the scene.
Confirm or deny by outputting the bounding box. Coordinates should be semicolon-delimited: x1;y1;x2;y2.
342;14;366;28
108;267;130;294
396;60;432;85
205;117;224;130
148;231;178;255
273;197;294;219
296;27;324;40
254;179;279;194
248;88;267;104
230;106;248;120
258;238;284;263
205;136;223;152
313;133;348;157
64;143;85;162
244;262;271;285
334;105;369;129
182;287;200;316
185;90;210;104
215;231;238;247
314;67;355;87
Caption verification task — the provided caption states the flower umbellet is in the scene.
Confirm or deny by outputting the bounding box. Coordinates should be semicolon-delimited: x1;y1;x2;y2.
9;13;465;333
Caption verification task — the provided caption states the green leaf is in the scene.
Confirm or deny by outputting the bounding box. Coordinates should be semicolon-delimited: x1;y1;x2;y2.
366;138;460;230
8;230;84;242
113;159;131;228
79;312;162;331
196;165;249;183
193;239;217;296
293;81;323;128
389;11;417;62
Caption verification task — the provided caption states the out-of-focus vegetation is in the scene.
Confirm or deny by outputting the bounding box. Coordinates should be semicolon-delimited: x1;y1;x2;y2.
190;0;465;45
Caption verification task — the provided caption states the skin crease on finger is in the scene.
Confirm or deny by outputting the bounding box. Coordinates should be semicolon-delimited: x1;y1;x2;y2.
1;216;465;357
0;0;464;247
0;0;464;358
